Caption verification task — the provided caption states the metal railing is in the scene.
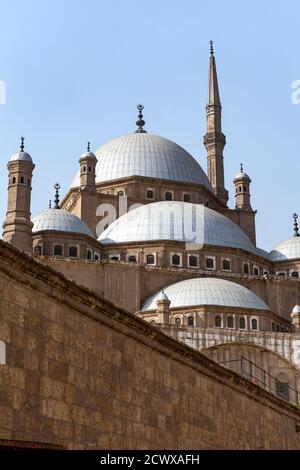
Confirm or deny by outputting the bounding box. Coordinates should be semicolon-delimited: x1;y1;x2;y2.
220;355;300;407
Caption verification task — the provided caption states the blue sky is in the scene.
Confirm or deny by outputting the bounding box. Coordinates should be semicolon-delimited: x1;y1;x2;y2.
0;0;299;250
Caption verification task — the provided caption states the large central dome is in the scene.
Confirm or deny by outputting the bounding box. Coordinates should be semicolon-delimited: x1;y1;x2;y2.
71;133;212;189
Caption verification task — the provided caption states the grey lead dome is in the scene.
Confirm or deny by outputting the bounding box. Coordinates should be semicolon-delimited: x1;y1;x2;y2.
71;133;212;189
32;209;94;237
269;237;300;261
98;201;257;255
142;277;270;311
10;149;33;163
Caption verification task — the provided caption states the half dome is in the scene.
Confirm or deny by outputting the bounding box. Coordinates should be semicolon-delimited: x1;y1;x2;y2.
141;277;270;311
32;209;94;237
98;201;257;255
269;237;300;262
71;133;211;189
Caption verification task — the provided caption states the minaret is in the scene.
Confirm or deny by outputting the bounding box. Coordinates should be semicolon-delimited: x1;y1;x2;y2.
79;142;97;189
203;41;228;205
233;164;252;210
2;137;35;252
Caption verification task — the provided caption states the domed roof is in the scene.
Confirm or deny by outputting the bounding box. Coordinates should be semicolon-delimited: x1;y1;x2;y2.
233;170;250;182
71;133;212;189
269;236;300;261
32;209;94;237
292;305;300;314
141;277;270;311
98;201;257;255
10;149;33;163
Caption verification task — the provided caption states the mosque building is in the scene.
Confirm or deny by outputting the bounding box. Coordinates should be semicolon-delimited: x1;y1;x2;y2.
2;42;300;405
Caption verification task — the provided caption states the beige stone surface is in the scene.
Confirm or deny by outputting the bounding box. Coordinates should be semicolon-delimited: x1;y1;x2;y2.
0;241;300;449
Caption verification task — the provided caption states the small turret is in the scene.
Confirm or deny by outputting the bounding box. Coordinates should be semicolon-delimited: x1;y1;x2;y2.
2;137;35;252
291;304;300;331
79;142;97;189
156;290;170;325
233;163;252;210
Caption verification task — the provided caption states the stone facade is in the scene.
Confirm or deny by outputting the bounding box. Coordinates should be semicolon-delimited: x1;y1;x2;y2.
0;241;300;449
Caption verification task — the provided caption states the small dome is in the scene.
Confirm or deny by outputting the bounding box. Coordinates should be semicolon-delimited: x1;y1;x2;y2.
32;209;94;237
269;237;300;261
233;171;250;182
79;151;97;160
71;133;212;189
141;278;270;311
158;291;169;301
98;201;257;255
292;305;300;314
10;149;33;163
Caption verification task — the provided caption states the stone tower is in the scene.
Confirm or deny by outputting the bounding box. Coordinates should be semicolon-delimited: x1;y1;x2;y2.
156;291;170;325
2;137;35;252
79;142;97;189
233;164;252;210
71;143;98;236
203;41;228;206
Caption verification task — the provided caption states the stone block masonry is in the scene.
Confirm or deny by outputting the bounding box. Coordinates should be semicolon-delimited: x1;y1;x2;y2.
0;240;299;449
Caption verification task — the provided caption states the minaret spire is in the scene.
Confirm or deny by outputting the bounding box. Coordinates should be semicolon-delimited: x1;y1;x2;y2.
204;41;228;205
293;213;299;237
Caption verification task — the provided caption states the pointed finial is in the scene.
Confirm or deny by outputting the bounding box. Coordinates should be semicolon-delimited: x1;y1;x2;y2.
87;141;90;152
54;183;60;209
49;200;52;209
209;40;214;56
293;213;299;237
135;104;147;133
240;163;244;172
20;136;25;152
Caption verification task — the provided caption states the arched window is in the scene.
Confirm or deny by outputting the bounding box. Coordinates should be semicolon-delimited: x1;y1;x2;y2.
215;316;221;328
54;245;63;256
110;256;119;261
253;267;259;276
188;256;198;267
172;254;181;266
165;191;172;201
222;259;231;271
291;271;299;278
146;189;154;199
175;317;181;327
94;254;99;261
187;316;194;326
117;190;124;196
239;317;246;329
227;316;234;328
69;246;78;258
86;249;92;260
88;166;91;172
239;186;242;192
243;263;249;274
251;318;258;330
206;257;215;270
276;324;280;332
243;186;247;192
128;255;137;263
20;176;24;184
146;254;155;265
183;194;191;203
12;177;16;184
272;321;275;332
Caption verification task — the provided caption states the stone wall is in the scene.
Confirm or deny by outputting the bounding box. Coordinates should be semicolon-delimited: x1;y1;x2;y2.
44;256;300;319
0;241;300;449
